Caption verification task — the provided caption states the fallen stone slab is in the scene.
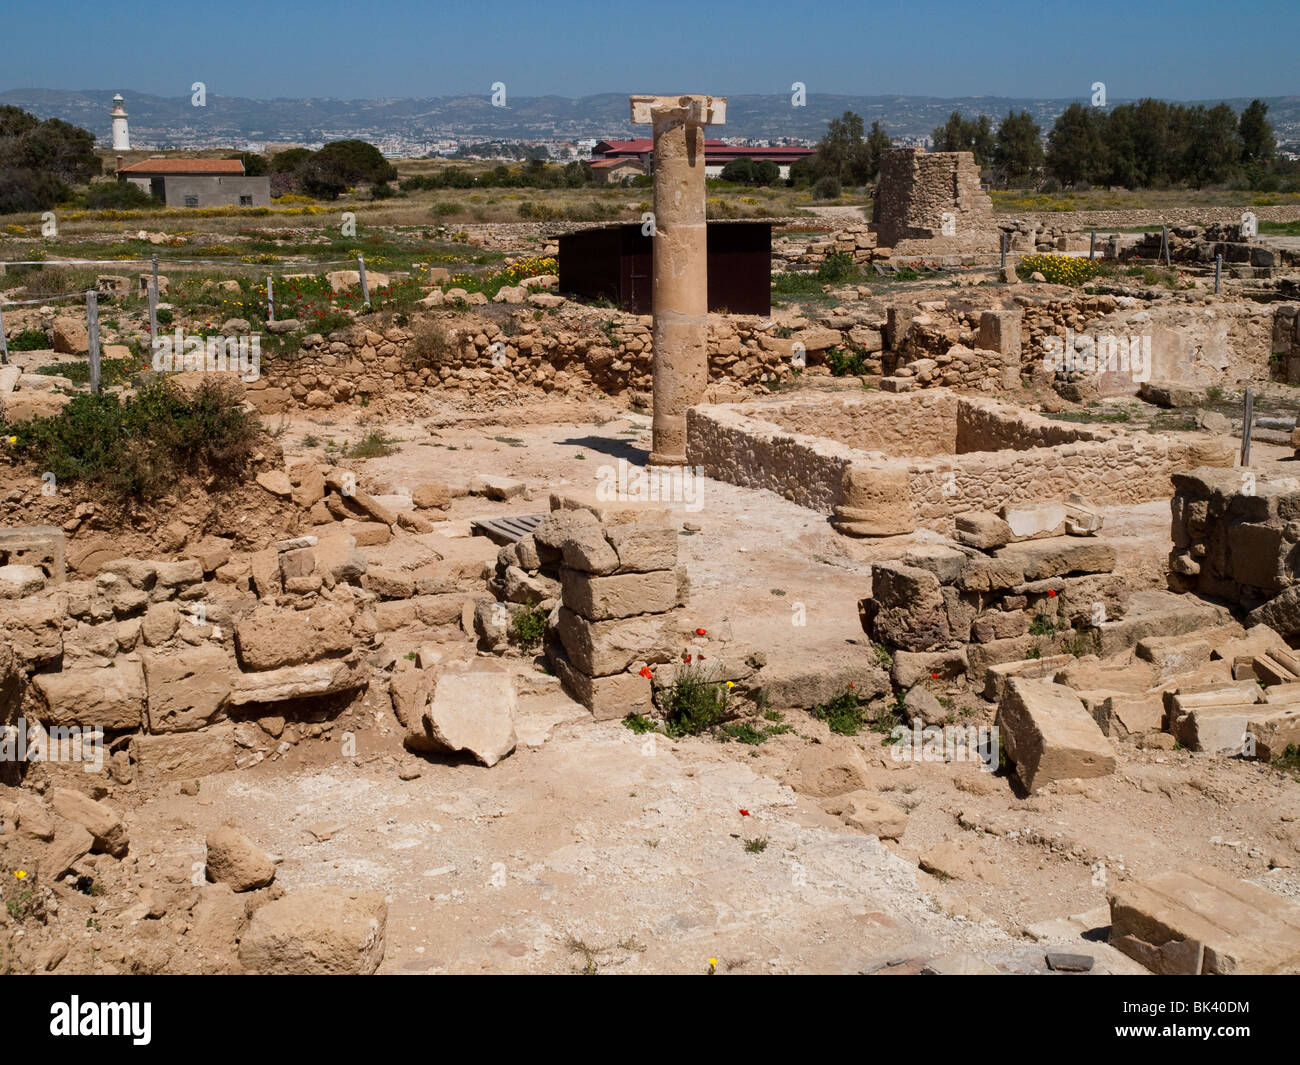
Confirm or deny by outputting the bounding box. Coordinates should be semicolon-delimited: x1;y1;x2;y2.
239;888;387;975
1109;865;1300;974
1136;635;1213;682
1139;380;1205;409
419;666;518;767
999;502;1066;541
469;474;527;501
995;677;1116;792
1247;704;1300;761
982;654;1074;702
955;510;1012;551
1169;702;1258;754
49;789;128;857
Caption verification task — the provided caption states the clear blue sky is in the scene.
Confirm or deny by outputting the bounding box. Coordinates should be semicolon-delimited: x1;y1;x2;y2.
3;0;1294;100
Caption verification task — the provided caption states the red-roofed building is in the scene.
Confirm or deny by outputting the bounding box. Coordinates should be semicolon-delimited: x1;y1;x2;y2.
592;138;814;179
117;158;248;176
588;157;647;184
117;157;270;208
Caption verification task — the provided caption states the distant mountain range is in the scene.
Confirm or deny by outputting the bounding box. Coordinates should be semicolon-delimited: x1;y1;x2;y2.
5;88;1299;152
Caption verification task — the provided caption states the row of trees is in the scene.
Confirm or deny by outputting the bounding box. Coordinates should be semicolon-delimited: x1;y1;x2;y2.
796;111;893;189
1046;99;1280;189
931;109;1045;186
931;98;1283;190
399;158;601;191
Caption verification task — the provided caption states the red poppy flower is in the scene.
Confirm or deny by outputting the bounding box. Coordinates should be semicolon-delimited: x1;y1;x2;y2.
931;672;940;679
739;809;750;817
696;628;707;636
848;683;856;690
638;666;653;679
1048;589;1057;598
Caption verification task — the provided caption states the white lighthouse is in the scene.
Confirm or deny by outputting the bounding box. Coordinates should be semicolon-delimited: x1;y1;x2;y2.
110;93;130;151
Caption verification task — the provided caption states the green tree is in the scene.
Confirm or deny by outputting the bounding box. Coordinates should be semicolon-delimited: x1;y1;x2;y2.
720;157;756;184
931;111;994;167
0;167;69;213
993;110;1044;186
813;111;872;186
311;139;397;186
753;158;781;186
0;114;99;183
865;121;892;181
1239;99;1274;165
1047;103;1107;187
238;151;268;176
1187;103;1242;186
0;105;39;139
270;147;313;173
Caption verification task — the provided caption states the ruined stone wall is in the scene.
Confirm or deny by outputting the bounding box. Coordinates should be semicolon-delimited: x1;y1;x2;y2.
908;434;1230;536
686;405;858;513
746;392;960;456
688;393;1236;534
870;149;998;255
246;313;807;413
954;398;1108;452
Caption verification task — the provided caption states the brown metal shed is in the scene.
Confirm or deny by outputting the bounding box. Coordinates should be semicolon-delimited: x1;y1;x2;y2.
557;221;771;316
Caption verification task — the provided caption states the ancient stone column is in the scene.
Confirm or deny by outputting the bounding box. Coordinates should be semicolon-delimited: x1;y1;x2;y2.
630;94;726;466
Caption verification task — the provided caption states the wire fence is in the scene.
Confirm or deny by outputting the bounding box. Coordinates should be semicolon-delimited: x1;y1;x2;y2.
1;252;385;372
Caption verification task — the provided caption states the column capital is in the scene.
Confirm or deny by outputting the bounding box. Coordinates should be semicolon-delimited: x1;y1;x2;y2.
630;94;726;127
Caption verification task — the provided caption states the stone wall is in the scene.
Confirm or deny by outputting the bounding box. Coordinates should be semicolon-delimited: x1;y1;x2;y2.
688;392;1237;536
245;311;809;412
870;149;999;256
1169;467;1300;627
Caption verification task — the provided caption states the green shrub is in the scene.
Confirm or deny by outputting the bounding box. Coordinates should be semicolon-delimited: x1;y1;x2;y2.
346;432;397;459
1274;744;1300;780
84;181;156;210
7;328;49;351
509;603;548;651
1;377;259;501
810;686;866;735
816;251;856;282
404;320;453;368
811;175;841;200
826;345;869;376
663;664;731;736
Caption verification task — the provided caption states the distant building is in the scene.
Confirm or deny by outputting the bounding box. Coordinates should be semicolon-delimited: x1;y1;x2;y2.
116;158;271;208
592;138;815;179
110;94;130;151
589;157;646;184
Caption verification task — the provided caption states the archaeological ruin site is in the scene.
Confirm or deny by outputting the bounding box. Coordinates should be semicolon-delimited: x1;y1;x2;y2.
4;31;1300;1001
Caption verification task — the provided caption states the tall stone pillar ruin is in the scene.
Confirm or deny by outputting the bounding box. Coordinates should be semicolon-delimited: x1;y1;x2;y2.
630;94;726;466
